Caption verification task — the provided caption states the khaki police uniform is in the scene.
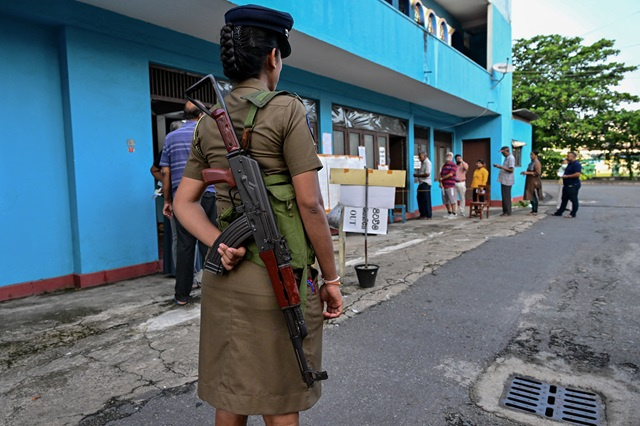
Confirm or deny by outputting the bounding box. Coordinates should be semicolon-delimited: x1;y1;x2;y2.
182;78;324;415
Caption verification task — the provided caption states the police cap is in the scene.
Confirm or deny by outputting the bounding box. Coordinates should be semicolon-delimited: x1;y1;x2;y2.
224;4;294;58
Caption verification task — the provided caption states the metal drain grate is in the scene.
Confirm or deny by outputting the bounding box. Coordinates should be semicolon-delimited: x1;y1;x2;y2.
500;375;604;425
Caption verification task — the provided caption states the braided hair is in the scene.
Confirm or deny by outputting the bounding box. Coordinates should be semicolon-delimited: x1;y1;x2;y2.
220;23;281;82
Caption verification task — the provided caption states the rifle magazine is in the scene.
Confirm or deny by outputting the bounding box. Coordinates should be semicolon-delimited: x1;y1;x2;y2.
204;215;253;275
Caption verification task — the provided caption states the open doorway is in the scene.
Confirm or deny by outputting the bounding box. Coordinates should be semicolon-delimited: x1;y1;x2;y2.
149;64;213;274
150;101;186;275
389;135;406;206
462;138;491;180
462;138;491;200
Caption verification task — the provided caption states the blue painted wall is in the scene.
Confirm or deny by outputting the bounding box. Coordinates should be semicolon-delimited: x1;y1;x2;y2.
60;27;158;273
0;16;74;286
513;120;532;145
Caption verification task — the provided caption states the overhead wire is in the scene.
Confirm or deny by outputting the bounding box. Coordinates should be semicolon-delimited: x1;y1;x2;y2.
438;104;492;130
579;9;640;37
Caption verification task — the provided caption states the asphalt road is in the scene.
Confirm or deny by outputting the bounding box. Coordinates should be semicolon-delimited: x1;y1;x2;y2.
9;183;640;426
300;184;640;425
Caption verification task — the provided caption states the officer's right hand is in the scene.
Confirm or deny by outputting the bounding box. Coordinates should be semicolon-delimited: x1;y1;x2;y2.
320;284;343;319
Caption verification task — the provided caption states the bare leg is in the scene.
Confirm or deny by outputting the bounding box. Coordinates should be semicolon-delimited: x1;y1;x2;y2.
215;409;248;426
263;412;299;426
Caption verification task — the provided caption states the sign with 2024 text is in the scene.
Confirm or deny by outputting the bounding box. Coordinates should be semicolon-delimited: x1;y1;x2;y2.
342;206;388;235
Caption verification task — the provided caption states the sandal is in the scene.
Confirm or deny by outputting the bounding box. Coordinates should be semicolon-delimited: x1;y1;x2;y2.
172;297;188;306
192;281;202;289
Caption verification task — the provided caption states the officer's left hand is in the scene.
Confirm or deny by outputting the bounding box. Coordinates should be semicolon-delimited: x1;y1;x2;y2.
217;243;247;271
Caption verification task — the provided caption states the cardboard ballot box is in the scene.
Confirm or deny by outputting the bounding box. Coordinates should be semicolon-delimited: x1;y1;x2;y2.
329;168;406;187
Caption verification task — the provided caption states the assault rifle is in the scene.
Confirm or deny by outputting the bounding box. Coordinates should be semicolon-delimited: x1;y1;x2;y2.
185;75;328;388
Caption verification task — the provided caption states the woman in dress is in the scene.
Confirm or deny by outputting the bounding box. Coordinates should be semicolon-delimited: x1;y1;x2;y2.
521;150;543;215
173;5;343;425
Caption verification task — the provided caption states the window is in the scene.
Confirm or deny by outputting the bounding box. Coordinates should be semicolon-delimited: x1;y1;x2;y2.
332;105;403;169
512;141;526;167
349;132;360;156
412;1;425;25
364;134;375;168
513;146;522;167
426;11;437;34
439;18;449;43
333;130;345;155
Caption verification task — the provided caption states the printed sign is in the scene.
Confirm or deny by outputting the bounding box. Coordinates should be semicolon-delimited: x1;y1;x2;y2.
342;206;388;235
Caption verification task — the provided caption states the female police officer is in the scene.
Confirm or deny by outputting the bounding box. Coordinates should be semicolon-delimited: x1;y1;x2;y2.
173;5;343;426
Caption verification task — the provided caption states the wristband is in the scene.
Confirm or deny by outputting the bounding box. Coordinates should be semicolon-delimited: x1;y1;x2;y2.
323;275;341;285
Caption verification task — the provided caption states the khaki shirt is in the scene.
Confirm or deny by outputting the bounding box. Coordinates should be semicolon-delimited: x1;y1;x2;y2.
183;79;322;212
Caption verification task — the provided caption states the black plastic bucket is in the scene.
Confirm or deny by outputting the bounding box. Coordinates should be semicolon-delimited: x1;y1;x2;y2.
354;264;379;288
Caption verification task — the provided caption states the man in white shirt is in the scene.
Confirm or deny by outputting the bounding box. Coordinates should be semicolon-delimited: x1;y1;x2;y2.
493;146;515;216
414;152;432;219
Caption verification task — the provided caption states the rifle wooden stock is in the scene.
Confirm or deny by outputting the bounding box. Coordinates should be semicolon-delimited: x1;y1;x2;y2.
259;251;301;308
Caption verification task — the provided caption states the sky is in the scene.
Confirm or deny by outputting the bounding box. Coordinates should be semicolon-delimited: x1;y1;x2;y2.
511;0;640;110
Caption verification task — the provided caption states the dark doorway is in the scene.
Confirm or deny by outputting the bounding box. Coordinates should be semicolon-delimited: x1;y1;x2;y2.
434;130;453;175
149;64;210;274
462;138;491;200
389;135;406;205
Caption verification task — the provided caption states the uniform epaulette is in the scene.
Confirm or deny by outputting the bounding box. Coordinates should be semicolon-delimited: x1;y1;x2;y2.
191;113;209;160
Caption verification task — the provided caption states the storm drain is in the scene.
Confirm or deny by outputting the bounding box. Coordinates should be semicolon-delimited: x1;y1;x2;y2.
500;375;604;425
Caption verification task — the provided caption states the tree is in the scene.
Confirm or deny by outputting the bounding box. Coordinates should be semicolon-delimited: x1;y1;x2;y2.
599;109;640;178
512;35;638;154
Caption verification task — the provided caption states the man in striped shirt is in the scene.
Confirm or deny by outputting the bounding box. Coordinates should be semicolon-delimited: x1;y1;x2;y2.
160;102;217;305
437;152;458;219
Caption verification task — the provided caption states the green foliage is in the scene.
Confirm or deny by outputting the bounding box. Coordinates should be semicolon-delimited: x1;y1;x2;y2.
512;35;639;154
581;162;595;179
538;150;564;179
597;109;640;179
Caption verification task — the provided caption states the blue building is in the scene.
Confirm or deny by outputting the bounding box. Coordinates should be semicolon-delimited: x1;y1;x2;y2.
0;0;531;300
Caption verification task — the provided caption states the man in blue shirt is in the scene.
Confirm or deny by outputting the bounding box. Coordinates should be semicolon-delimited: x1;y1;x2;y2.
553;151;582;218
160;102;217;305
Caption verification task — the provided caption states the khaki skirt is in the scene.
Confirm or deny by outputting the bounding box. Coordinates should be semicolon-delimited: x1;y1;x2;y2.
198;261;323;415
